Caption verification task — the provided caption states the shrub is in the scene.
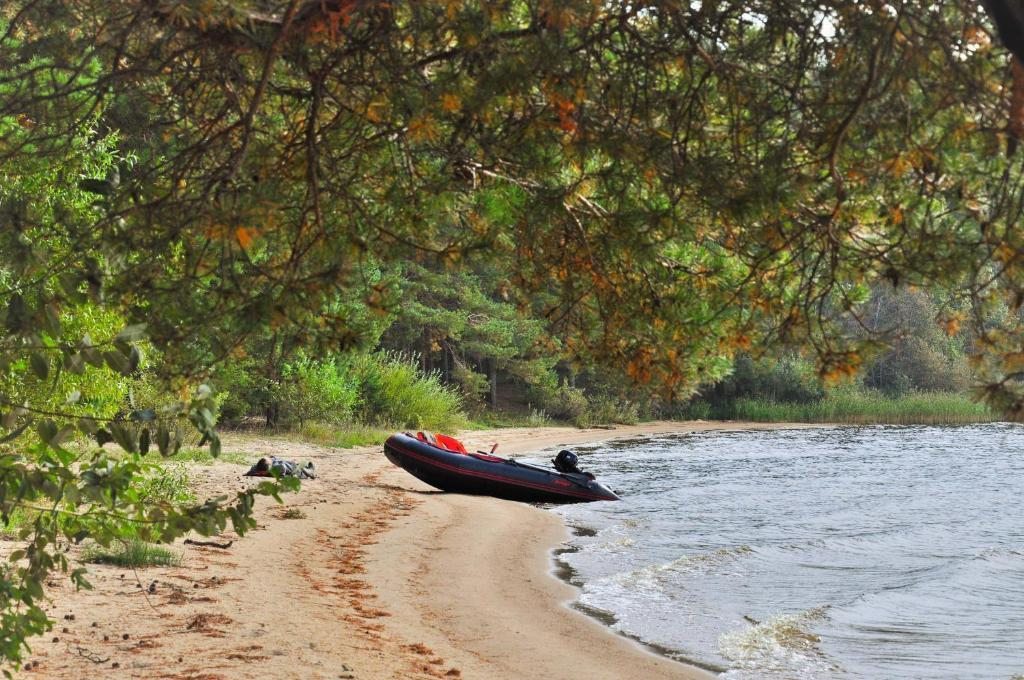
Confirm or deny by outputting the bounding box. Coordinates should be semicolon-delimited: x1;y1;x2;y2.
679;400;712;420
355;352;466;431
587;396;640;426
864;337;971;395
210;359;261;424
278;357;359;426
451;362;490;407
701;353;824;407
531;384;589;423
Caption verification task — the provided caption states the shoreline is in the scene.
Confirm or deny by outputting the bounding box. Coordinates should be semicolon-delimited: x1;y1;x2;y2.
363;420;819;679
15;421;816;678
552;538;727;675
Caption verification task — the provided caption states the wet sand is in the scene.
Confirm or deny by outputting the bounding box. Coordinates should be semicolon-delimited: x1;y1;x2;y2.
15;421;806;678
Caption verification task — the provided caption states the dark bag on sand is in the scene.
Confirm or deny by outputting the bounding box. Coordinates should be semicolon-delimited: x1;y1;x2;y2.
244;456;317;479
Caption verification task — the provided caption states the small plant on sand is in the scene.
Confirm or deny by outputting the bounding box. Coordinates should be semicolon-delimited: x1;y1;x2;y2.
0;507;37;540
278;507;307;520
137;463;194;505
82;540;182;568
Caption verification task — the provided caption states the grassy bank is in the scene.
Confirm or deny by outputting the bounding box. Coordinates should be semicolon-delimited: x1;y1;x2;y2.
687;390;996;425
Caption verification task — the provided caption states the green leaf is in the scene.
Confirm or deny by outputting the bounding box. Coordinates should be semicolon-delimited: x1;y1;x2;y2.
108;423;137;453
114;324;148;342
128;345;142;373
81;347;104;368
43;304;62;339
95;429;113;447
102;350;131;375
29;353;49;380
155;424;170;456
36;420;58;445
4;294;26;334
0;421;29;444
64;352;86;374
78;177;115;195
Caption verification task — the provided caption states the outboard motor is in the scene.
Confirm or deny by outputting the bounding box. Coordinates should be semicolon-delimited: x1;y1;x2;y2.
553;449;582;474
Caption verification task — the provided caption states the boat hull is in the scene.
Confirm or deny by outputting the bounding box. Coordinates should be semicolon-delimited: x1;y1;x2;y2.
383;433;620;503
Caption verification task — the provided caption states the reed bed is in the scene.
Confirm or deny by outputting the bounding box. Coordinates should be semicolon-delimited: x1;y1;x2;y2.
727;391;996;425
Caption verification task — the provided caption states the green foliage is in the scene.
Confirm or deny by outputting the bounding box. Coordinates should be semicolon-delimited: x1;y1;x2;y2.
212;360;262;425
278;357;359;427
864;337;972;395
726;390;994;425
532;384;590;425
0;35;291;665
586;397;640;427
213;349;468;435
383;263;559;408
354;352;466;431
81;540;182;568
702;354;826;407
450;362;491;406
527;382;640;427
4;0;1024;669
0;507;35;540
855;286;974;395
526;408;552;427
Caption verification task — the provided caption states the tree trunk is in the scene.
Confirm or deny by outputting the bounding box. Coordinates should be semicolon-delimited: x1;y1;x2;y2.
265;332;280;428
1010;56;1024;156
983;1;1024;63
489;358;498;406
422;330;431;374
442;341;451;383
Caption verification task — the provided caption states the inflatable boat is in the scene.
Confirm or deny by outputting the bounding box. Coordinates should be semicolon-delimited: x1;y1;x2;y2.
383;432;620;503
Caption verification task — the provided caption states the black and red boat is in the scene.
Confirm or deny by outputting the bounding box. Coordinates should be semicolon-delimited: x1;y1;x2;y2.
383;432;620;504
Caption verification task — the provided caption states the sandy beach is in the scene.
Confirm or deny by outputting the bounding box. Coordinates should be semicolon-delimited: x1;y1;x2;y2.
15;421;802;679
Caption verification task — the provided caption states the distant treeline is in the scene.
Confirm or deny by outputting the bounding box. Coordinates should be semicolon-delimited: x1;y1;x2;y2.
197;280;991;430
683;286;995;424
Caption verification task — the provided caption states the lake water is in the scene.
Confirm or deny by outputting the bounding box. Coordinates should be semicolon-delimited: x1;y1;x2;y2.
527;425;1024;679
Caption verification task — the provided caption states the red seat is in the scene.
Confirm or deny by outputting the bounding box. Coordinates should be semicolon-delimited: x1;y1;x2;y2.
416;431;467;454
434;433;468;454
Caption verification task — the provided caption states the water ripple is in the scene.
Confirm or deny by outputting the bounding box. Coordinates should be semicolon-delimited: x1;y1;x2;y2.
535;424;1024;679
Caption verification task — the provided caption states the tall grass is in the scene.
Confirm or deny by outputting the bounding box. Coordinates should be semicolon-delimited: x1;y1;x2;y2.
726;390;995;425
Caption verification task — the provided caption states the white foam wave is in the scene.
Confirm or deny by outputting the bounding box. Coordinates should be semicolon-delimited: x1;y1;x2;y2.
718;607;841;679
598;546;754;595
